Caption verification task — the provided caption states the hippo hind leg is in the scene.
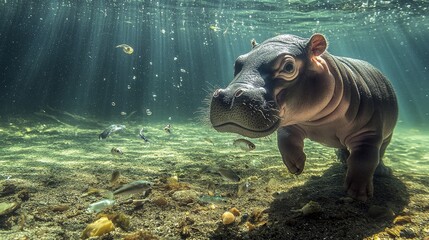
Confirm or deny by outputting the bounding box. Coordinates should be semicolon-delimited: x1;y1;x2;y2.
374;134;393;177
337;134;392;177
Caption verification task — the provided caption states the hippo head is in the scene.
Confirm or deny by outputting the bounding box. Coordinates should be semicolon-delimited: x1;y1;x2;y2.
209;34;329;138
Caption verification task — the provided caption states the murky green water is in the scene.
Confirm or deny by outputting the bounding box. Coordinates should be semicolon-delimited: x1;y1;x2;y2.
1;0;429;239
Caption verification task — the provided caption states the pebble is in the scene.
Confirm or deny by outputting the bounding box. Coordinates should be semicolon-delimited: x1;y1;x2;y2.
222;211;235;225
172;190;199;204
0;201;20;216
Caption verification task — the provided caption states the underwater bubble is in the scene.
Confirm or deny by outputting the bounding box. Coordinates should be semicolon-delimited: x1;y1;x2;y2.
111;102;116;107
161;29;166;34
132;76;136;80
146;109;152;116
174;57;178;61
120;112;127;116
180;68;187;73
127;85;131;89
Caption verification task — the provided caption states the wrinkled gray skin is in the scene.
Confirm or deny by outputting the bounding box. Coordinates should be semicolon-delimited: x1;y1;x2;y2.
209;34;398;201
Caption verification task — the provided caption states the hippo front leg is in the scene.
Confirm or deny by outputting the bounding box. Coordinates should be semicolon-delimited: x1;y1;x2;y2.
277;126;306;175
345;136;382;201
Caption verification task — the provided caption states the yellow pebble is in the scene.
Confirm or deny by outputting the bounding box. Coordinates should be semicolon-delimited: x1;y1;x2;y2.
245;221;256;231
222;211;235;225
393;215;412;224
229;207;241;216
81;217;115;239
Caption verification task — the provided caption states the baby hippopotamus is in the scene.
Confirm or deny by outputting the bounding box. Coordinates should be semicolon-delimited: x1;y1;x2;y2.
209;34;398;201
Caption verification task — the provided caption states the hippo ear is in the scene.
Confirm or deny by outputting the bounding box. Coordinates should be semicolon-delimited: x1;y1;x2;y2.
251;38;258;49
307;34;328;57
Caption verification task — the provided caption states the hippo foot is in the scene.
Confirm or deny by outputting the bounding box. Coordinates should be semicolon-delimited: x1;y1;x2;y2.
345;170;374;201
374;162;392;177
283;152;306;175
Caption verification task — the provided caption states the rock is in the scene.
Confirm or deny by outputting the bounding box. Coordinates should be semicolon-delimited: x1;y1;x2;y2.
0;201;20;216
368;205;394;219
81;217;115;239
172;190;199;205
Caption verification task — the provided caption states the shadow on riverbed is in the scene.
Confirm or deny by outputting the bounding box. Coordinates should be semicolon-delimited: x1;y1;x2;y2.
211;163;409;240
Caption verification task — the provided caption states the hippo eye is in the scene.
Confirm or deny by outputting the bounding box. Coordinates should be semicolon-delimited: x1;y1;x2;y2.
234;55;246;76
283;63;294;73
234;61;244;76
279;56;298;81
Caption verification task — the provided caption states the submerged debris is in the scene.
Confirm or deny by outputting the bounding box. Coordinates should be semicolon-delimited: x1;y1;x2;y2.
86;199;115;214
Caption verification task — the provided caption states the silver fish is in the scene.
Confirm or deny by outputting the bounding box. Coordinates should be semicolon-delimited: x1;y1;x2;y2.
218;167;241;182
111;147;123;156
113;180;153;196
233;139;256;151
99;124;126;140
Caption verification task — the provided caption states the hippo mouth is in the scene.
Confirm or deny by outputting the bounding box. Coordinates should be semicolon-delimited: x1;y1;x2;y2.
210;96;281;138
212;118;280;138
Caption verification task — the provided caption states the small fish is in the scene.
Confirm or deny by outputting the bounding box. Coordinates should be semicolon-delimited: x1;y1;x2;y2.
139;128;149;142
164;124;171;134
116;44;134;54
110;170;121;184
113;180;153;196
233;139;256;151
218;167;241;182
98;124;126;140
111;147;124;156
198;195;227;204
237;179;250;196
209;24;221;32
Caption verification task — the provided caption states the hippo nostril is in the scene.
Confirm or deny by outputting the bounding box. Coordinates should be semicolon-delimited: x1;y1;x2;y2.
234;89;244;97
213;89;222;98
